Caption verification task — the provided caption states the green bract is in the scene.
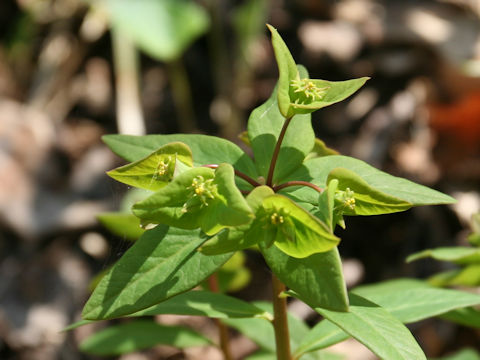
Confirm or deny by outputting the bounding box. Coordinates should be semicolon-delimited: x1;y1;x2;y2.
107;142;193;191
78;24;462;360
132;164;253;235
267;24;369;118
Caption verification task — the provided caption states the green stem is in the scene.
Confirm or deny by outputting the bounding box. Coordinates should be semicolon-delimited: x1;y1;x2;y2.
272;274;292;360
273;181;323;194
167;58;197;133
207;274;233;360
267;116;293;187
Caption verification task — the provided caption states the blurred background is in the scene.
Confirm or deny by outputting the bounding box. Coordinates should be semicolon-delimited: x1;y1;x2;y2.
1;0;480;359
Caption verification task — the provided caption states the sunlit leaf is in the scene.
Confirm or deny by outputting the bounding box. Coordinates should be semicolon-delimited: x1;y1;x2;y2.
407;247;480;265
315;294;426;360
260;195;339;258
281;155;455;207
200;186;274;254
82;225;232;320
327;167;412;215
133;164;253;235
107;142;193;191
261;245;348;311
247;66;314;183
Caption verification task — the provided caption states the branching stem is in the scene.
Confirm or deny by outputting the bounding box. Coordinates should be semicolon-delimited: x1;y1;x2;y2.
202;164;261;188
273;181;323;194
267;116;293;187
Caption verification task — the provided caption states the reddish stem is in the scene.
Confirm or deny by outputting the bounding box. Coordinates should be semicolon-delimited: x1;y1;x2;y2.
203;164;261;188
266;116;293;187
273;181;323;194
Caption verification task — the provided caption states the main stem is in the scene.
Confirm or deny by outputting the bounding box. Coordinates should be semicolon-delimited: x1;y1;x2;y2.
207;274;233;360
267;116;293;187
272;274;292;360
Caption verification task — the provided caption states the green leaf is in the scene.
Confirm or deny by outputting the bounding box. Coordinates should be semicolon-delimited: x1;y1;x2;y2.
468;213;480;246
66;290;271;331
282;155;455;207
107;142;193;191
79;320;210;356
97;212;144;240
316;179;339;231
245;350;277;360
440;307;480;329
208;251;253;293
260;195;339;258
247;66;314;183
102;134;258;180
223;301;319;359
132;164;253;235
103;0;209;61
267;25;367;117
261;245;348;311
82;225;232;320
293;320;349;358
428;264;480;287
315;294;426;360
288;78;369;116
267;24;299;118
132;290;270;319
352;278;480;323
200;186;274;255
328;167;412;215
296;278;480;357
407;247;480;265
305;138;340;160
432;348;480;360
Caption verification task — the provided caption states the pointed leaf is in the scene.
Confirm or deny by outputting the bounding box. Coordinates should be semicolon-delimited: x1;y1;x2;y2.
288;78;369;115
407;247;480;265
130;290;271;319
281;155;455;207
267;25;367;116
293;320;348;358
267;24;298;117
247;66;314;183
352;278;480;323
80;320;210;356
107;142;193;191
133;164;253;235
315;294;426;360
104;0;209;61
316;179;338;231
432;348;480;360
97;212;144;240
305;138;340;160
261;245;348;311
327;167;412;215
428;264;480;287
440;307;480;329
200;186;275;255
82;225;232;320
66;290;271;331
102;134;258;181
260;195;339;258
296;278;480;357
